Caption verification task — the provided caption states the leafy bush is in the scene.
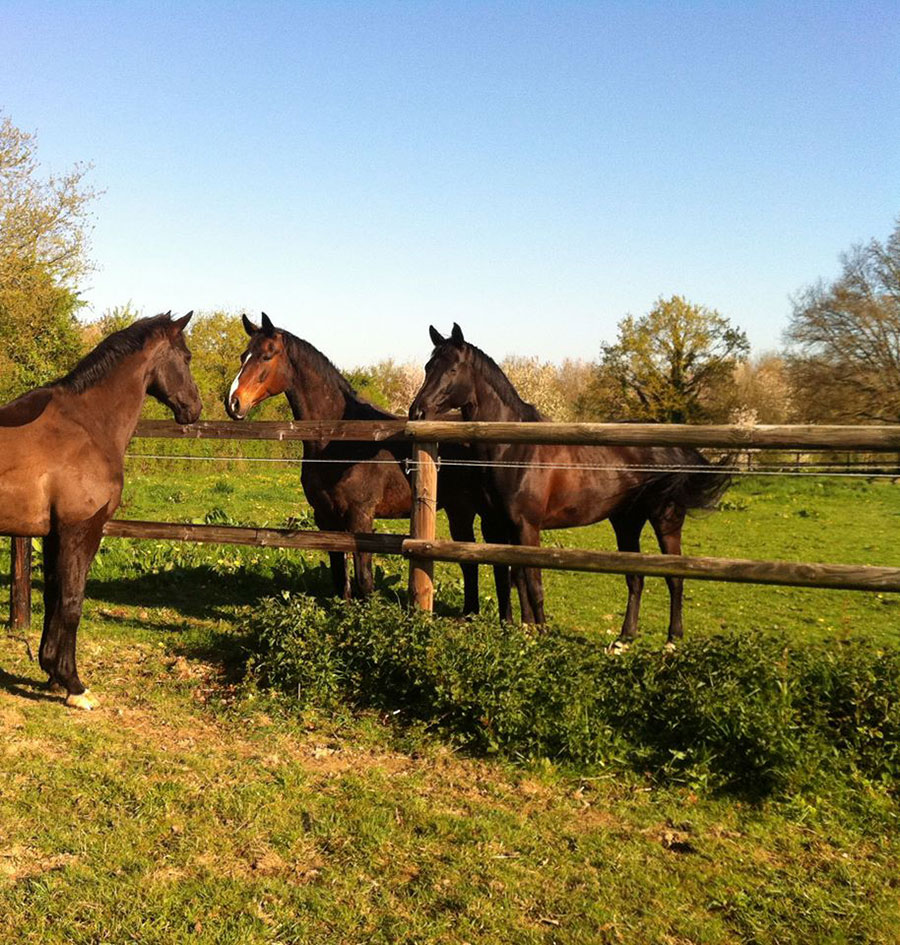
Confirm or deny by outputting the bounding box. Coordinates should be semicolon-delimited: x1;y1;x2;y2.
246;594;900;796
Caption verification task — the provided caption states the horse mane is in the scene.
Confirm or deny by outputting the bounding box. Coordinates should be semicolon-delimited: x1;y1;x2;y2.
463;342;545;421
281;330;397;418
54;314;173;394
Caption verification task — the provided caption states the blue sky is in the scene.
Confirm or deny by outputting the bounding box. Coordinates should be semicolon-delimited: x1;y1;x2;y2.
2;1;898;366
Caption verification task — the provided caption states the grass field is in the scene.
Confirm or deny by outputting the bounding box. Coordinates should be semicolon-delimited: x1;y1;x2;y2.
1;466;899;943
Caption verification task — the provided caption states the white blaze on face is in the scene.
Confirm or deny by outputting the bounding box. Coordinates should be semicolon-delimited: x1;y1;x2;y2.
228;360;248;417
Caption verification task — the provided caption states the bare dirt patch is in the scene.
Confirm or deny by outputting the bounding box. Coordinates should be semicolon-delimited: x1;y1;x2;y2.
0;845;77;884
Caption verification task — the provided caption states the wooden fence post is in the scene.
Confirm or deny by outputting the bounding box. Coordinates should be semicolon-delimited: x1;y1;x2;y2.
9;537;32;631
408;441;438;612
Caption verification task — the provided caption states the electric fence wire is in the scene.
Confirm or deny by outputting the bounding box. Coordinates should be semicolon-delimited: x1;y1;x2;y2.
123;452;900;479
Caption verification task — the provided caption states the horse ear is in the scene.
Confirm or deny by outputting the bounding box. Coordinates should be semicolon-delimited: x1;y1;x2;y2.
261;312;276;336
171;311;192;333
429;325;446;347
242;313;259;336
450;323;465;346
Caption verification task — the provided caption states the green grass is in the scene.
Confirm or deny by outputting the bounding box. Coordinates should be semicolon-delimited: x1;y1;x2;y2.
1;470;899;942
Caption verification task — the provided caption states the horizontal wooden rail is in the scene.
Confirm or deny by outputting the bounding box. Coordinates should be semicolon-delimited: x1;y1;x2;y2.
134;419;900;451
403;540;900;593
135;419;407;443
102;520;405;555
101;520;900;594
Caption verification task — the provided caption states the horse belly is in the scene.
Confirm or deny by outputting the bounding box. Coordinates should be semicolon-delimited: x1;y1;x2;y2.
0;475;51;535
373;476;413;519
539;467;619;530
52;477;118;527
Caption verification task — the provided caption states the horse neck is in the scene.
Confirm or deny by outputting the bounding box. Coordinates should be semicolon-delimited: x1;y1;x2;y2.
63;350;154;455
464;363;535;424
283;356;348;424
283;345;382;454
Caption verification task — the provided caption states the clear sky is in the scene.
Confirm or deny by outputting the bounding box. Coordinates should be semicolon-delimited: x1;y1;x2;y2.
2;1;898;367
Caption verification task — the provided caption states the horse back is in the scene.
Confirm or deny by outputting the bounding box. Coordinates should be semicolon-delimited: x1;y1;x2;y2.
0;388;53;427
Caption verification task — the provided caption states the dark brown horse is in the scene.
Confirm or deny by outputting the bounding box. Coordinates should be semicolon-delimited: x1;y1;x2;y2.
0;313;202;707
409;323;730;644
224;313;507;613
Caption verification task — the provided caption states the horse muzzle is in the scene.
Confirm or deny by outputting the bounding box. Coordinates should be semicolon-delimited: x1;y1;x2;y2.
174;401;202;426
225;393;246;421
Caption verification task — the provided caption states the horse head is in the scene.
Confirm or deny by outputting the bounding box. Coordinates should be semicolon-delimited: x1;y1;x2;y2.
409;323;475;420
147;312;202;425
226;312;292;419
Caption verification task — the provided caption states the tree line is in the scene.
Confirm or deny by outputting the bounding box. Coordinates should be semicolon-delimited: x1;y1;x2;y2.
3;111;900;426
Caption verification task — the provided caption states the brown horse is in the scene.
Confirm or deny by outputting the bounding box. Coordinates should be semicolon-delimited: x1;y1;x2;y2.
225;313;508;613
409;323;730;644
0;313;201;708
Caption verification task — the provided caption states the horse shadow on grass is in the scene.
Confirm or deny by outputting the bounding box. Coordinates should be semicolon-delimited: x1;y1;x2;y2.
76;559;471;679
80;557;435;623
4;557;476;695
0;666;64;706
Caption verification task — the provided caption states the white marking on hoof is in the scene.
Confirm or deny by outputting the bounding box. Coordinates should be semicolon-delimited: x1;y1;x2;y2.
663;641;677;654
607;640;630;655
65;690;99;711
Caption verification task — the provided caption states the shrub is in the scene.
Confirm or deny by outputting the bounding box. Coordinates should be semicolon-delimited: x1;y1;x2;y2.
246;594;900;796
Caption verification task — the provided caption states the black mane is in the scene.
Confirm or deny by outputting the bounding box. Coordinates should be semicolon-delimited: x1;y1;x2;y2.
283;332;355;397
55;314;173;394
282;330;396;419
462;341;544;421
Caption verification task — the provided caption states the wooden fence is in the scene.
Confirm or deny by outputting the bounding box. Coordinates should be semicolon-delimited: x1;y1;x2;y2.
8;420;900;630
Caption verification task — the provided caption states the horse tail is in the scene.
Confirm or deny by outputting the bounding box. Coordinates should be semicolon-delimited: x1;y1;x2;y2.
633;449;733;518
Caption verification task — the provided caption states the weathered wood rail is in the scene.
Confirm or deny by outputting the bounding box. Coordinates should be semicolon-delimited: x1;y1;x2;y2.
7;419;900;629
136;418;900;450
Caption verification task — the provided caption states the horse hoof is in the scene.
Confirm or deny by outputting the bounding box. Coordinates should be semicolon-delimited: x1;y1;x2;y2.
607;640;630;655
663;641;677;654
65;690;99;711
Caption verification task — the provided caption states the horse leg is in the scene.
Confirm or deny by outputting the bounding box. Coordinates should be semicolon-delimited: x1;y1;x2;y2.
651;506;686;644
447;506;479;615
43;509;107;709
314;507;350;599
481;512;512;623
481;514;512;622
512;520;545;625
328;552;351;600
347;511;375;598
611;513;647;644
39;530;63;690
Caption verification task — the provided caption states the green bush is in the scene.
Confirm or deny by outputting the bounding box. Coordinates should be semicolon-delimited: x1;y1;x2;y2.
246;594;900;796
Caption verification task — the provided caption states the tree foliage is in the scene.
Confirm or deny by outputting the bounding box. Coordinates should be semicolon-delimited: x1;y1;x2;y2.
600;295;749;423
785;218;900;423
731;353;792;425
501;356;595;421
343;359;425;415
0;113;98;399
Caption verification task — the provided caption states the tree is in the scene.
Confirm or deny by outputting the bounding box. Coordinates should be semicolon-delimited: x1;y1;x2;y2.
183;310;290;420
501;356;594;421
731;352;792;424
343;360;425;415
0;113;98;398
785;217;900;423
600;295;749;423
